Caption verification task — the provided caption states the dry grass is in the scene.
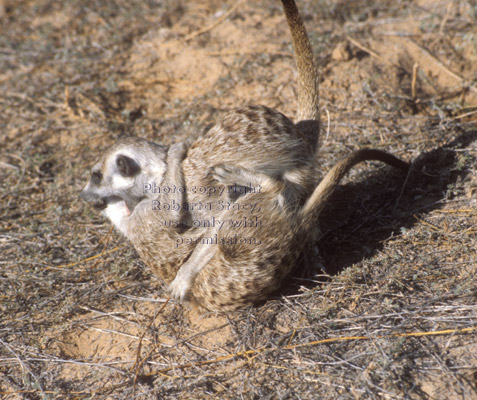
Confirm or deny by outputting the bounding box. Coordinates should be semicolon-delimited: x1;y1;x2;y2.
1;0;476;398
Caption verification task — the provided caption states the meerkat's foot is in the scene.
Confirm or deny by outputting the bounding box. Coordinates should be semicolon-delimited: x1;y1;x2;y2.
169;241;218;303
210;164;283;193
168;268;194;303
208;164;241;185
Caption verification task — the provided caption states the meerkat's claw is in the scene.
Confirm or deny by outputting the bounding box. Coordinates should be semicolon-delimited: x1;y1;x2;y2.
210;164;241;185
168;270;193;303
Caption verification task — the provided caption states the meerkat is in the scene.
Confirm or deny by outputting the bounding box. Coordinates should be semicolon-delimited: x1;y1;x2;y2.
175;149;409;311
81;0;410;309
81;0;322;276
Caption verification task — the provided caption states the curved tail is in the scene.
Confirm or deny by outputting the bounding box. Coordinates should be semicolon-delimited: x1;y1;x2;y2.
299;149;409;230
280;0;320;139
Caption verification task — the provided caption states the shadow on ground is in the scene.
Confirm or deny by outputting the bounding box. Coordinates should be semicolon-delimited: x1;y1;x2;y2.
282;127;477;293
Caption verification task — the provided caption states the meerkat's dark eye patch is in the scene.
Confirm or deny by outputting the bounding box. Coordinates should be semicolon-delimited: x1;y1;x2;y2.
91;170;102;185
116;155;140;177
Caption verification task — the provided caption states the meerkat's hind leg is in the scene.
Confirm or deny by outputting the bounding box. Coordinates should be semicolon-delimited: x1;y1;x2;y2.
210;163;305;210
210;164;281;191
210;163;286;204
168;241;218;303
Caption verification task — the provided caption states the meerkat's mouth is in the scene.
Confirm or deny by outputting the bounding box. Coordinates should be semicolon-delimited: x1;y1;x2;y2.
90;195;123;210
124;195;146;214
102;195;145;216
93;198;107;210
80;191;122;211
80;188;145;216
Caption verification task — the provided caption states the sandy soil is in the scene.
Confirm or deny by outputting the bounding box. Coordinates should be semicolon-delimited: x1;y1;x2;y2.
0;0;476;398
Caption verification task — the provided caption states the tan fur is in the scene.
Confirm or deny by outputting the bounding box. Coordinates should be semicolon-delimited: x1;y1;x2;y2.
81;0;410;311
81;1;321;279
281;0;320;143
177;149;409;311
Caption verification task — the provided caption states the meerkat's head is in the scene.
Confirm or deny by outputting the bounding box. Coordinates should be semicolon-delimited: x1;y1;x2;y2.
80;136;168;233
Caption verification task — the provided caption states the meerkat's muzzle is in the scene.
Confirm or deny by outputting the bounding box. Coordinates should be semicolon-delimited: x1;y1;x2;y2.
80;189;121;211
92;198;108;210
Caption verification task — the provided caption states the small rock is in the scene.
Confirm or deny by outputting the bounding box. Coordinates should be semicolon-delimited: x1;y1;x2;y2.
331;42;351;61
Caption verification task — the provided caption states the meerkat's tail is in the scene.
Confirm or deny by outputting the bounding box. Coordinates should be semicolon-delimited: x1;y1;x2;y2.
281;0;320;141
299;149;409;231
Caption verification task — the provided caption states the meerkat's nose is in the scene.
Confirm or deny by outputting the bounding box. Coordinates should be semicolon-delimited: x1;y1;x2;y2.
79;186;95;202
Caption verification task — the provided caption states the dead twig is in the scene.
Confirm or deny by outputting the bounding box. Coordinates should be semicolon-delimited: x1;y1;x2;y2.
183;1;245;43
412;62;419;99
146;326;477;377
48;245;127;270
346;36;388;64
0;338;45;397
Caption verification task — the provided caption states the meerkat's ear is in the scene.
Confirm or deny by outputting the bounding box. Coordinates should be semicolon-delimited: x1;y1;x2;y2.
116;155;140;177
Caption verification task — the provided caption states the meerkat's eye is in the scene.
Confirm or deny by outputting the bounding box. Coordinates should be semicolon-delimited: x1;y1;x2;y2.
116;154;140;177
91;170;102;185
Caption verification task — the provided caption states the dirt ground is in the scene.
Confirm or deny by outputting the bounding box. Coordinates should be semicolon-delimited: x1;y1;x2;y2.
1;0;476;398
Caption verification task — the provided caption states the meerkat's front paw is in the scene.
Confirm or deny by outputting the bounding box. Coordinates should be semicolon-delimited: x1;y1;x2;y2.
168;268;193;303
168;142;189;161
209;164;240;185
